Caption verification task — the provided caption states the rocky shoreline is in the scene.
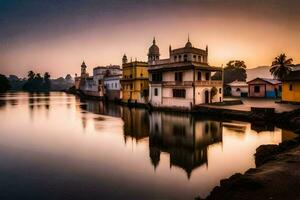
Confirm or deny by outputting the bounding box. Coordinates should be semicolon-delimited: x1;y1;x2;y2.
202;132;300;200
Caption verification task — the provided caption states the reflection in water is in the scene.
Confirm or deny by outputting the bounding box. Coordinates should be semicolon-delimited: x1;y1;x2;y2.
149;112;222;178
0;93;297;200
122;107;149;143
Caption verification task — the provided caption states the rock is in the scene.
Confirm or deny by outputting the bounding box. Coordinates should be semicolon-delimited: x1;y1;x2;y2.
255;145;279;167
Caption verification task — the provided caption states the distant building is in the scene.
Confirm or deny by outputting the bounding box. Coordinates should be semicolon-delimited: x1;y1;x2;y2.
227;80;248;97
75;61;89;90
104;74;122;100
281;64;300;103
77;61;122;98
247;78;281;98
148;37;223;110
120;54;149;104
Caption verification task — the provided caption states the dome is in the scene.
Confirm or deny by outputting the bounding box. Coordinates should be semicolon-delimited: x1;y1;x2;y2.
185;35;192;48
185;41;192;48
148;37;160;55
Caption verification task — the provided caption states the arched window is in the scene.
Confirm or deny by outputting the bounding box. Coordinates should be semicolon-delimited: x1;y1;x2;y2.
236;88;241;92
184;54;188;62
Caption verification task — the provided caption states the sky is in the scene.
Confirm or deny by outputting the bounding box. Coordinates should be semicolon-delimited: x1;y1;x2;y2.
0;0;300;78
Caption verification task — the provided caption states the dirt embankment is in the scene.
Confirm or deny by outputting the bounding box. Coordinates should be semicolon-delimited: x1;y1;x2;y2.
204;137;300;200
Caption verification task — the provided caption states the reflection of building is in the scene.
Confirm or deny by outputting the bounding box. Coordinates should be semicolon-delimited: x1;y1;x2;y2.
247;78;282;98
120;54;149;104
149;112;222;178
122;107;150;142
148;37;223;110
81;100;122;118
281;65;300;102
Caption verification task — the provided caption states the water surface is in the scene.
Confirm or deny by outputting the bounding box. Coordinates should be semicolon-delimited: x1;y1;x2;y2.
0;92;295;199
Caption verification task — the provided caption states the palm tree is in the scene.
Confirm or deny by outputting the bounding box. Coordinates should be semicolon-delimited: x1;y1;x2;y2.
270;54;293;80
27;70;35;80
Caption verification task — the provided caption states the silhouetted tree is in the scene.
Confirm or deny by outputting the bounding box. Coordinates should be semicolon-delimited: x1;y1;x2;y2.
43;72;51;90
28;70;35;80
270;53;293;80
0;74;10;92
212;60;247;85
23;71;51;92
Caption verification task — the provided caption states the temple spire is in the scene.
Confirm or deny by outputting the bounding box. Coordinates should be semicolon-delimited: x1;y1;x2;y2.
153;37;156;45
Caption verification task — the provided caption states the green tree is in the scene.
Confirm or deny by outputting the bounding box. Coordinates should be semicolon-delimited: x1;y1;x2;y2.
270;53;293;80
0;74;10;92
212;60;247;84
210;87;218;103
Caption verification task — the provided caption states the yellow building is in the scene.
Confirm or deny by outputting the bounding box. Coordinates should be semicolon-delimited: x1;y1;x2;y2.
120;55;149;103
282;66;300;103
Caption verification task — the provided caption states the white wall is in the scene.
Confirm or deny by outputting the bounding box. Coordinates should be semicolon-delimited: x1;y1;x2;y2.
231;86;248;97
104;79;121;90
150;85;162;106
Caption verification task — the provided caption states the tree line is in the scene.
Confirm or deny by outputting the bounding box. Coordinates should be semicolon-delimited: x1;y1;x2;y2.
22;71;51;92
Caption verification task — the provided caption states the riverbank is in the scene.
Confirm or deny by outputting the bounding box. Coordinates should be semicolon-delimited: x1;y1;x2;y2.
203;136;300;200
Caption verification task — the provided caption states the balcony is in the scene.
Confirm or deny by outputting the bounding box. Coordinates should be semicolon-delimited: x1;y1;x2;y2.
159;80;223;87
163;81;193;86
194;80;223;86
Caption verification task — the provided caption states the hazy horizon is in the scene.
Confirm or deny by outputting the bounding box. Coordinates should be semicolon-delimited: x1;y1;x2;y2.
1;0;300;78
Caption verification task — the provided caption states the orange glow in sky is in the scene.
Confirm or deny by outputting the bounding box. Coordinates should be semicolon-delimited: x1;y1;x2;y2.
0;0;299;78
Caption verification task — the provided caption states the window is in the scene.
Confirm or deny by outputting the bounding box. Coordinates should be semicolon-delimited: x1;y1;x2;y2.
184;54;187;62
115;83;117;88
130;84;133;90
173;89;186;98
154;88;158;96
219;88;222;94
236;88;241;92
289;84;293;91
141;83;143;88
205;72;210;81
197;72;202;81
140;73;143;77
130;74;132;78
279;85;282;92
152;73;162;82
254;85;260;93
175;72;183;82
193;55;196;60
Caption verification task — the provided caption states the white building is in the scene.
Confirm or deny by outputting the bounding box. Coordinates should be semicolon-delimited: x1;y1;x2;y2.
104;75;122;100
227;80;248;97
148;37;223;110
80;63;122;98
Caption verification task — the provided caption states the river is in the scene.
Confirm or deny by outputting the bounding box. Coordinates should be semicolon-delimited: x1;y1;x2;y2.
0;92;296;199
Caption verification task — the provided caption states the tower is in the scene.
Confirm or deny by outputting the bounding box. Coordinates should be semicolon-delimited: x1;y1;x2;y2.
148;37;160;63
122;54;128;64
81;61;87;76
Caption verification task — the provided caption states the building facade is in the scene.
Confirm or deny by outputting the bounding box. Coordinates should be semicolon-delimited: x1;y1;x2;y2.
120;54;149;103
247;78;281;98
104;75;122;100
148;38;223;110
282;65;300;102
78;62;122;99
227;80;248;97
